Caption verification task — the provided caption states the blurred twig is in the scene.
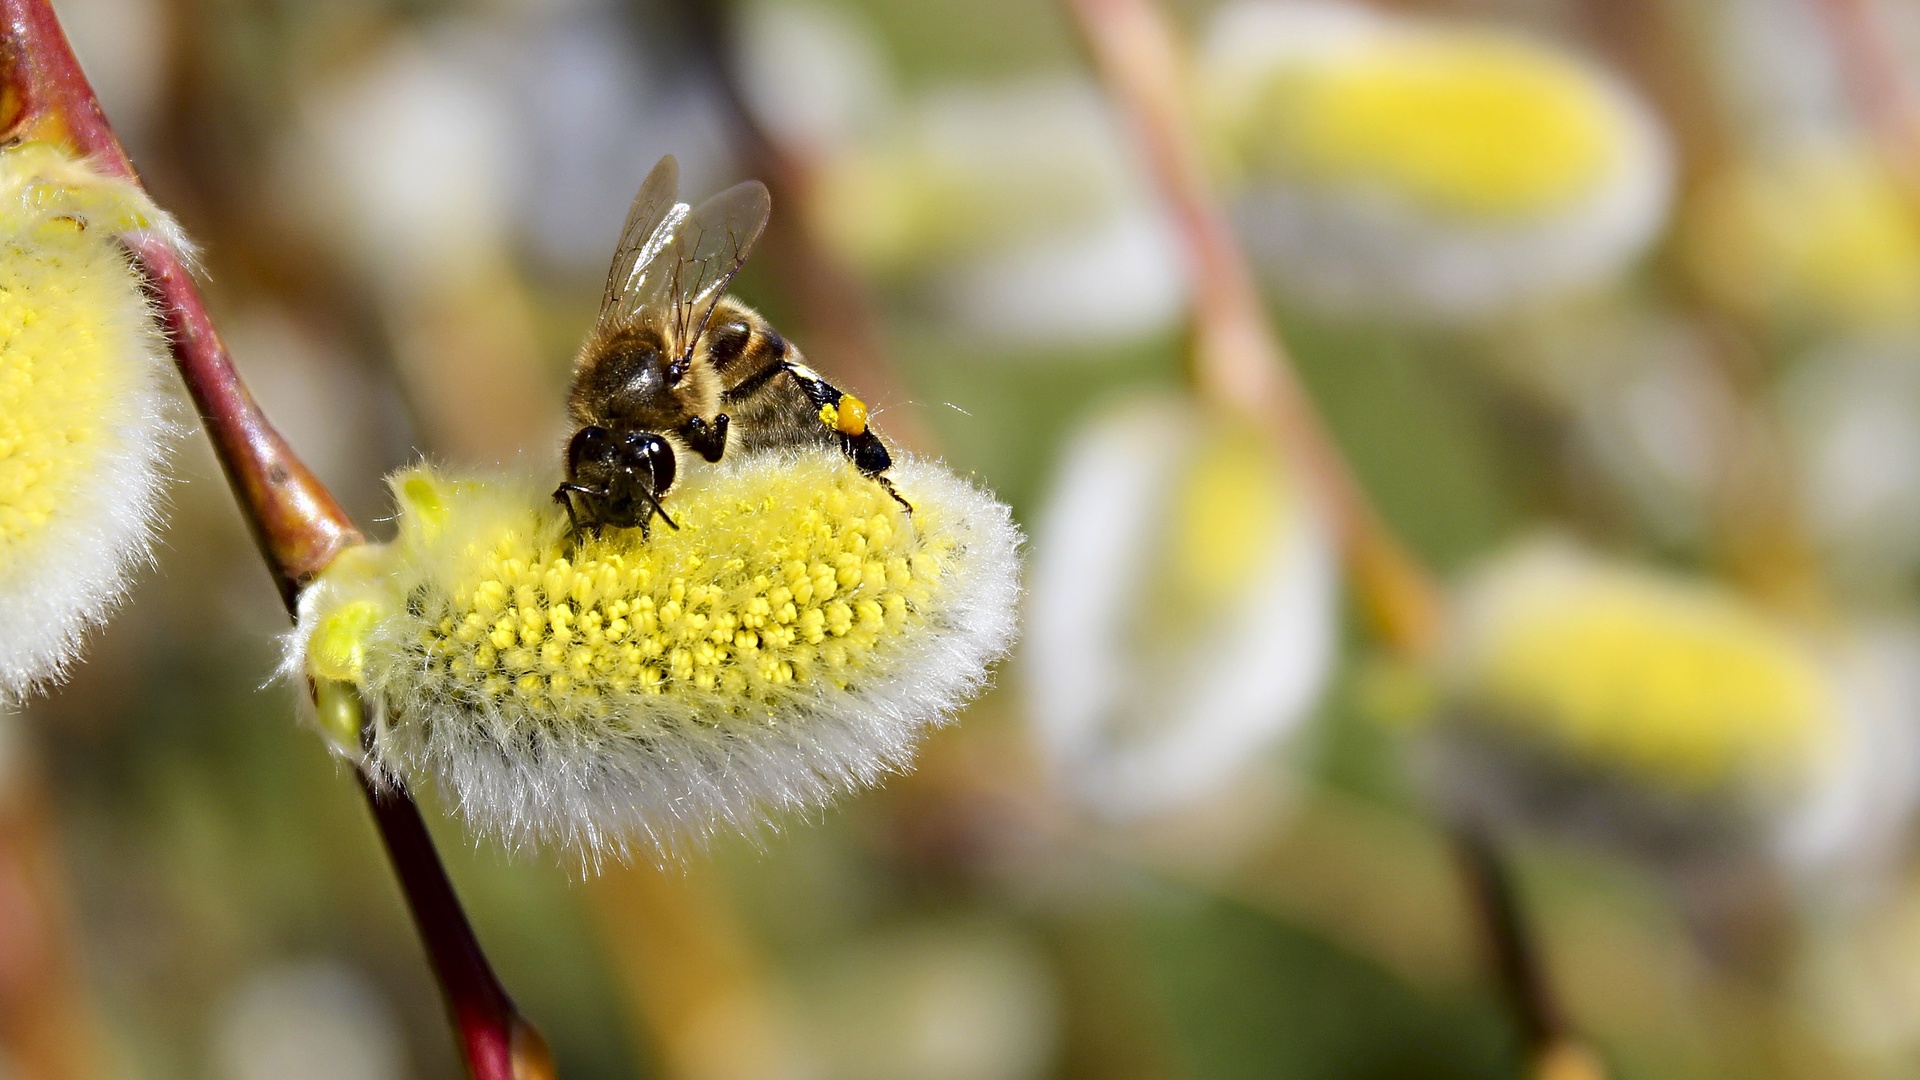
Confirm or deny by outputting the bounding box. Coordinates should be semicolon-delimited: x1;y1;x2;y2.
1060;0;1440;661
0;753;104;1080
1060;1;1598;1075
1808;0;1920;214
588;861;802;1080
1454;827;1563;1050
0;5;552;1077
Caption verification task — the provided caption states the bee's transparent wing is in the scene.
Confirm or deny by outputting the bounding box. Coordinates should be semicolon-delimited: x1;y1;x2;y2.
662;180;772;350
599;156;690;324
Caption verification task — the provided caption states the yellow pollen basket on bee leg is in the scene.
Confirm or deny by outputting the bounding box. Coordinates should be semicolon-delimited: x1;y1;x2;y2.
0;143;187;699
819;394;869;437
289;448;1021;862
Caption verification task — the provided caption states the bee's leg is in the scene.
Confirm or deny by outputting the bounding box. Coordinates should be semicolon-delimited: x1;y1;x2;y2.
639;487;679;537
553;483;583;535
721;357;793;405
553;482;606;538
874;474;914;515
841;431;913;515
679;414;729;463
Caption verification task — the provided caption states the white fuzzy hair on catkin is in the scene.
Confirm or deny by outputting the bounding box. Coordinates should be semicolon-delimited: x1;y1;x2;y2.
290;451;1022;865
0;145;187;700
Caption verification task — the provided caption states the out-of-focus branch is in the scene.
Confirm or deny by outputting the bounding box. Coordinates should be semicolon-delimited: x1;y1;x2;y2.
1060;2;1597;1076
1452;826;1606;1080
0;747;104;1080
0;6;552;1077
1809;0;1920;212
588;861;802;1080
1061;0;1441;662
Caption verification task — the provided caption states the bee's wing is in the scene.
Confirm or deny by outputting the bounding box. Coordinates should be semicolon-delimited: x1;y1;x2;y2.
662;179;772;352
599;156;691;324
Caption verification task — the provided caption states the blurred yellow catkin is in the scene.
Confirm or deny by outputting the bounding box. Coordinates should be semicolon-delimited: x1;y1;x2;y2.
1025;396;1338;820
1686;148;1920;328
1221;35;1622;218
1445;543;1837;798
1199;1;1671;317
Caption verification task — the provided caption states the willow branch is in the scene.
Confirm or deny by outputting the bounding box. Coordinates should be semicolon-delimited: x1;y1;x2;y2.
367;778;553;1079
1808;0;1920;213
1061;0;1440;661
1060;1;1593;1075
1447;824;1565;1068
0;5;551;1077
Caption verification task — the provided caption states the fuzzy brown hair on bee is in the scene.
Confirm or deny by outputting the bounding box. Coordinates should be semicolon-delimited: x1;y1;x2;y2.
556;156;909;538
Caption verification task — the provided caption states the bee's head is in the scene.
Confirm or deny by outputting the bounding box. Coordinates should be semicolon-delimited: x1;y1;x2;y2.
567;424;677;497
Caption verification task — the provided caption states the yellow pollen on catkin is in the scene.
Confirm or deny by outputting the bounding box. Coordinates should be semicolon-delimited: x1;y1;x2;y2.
323;453;955;723
0;184;143;551
1452;554;1838;794
0;141;185;698
1229;34;1622;217
290;446;1025;855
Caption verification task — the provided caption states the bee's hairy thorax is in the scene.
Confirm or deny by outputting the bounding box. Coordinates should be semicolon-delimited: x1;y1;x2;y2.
567;324;718;433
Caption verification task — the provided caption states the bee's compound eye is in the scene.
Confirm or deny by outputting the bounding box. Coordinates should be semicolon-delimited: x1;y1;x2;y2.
622;430;677;495
568;425;619;468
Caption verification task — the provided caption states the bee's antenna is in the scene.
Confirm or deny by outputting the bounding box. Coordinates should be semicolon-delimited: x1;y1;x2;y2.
641;488;679;532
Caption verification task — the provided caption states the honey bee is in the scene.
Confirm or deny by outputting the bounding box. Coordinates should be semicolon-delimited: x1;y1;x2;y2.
555;155;908;536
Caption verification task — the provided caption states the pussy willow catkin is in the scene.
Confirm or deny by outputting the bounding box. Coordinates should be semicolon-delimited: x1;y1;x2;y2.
291;449;1021;859
1443;544;1837;799
0;143;186;698
1200;0;1671;318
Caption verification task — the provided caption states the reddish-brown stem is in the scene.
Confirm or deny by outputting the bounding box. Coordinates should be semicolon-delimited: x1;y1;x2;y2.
1461;818;1605;1080
0;5;549;1077
126;232;360;607
364;776;553;1078
1062;0;1442;661
1809;0;1920;210
1061;1;1595;1075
